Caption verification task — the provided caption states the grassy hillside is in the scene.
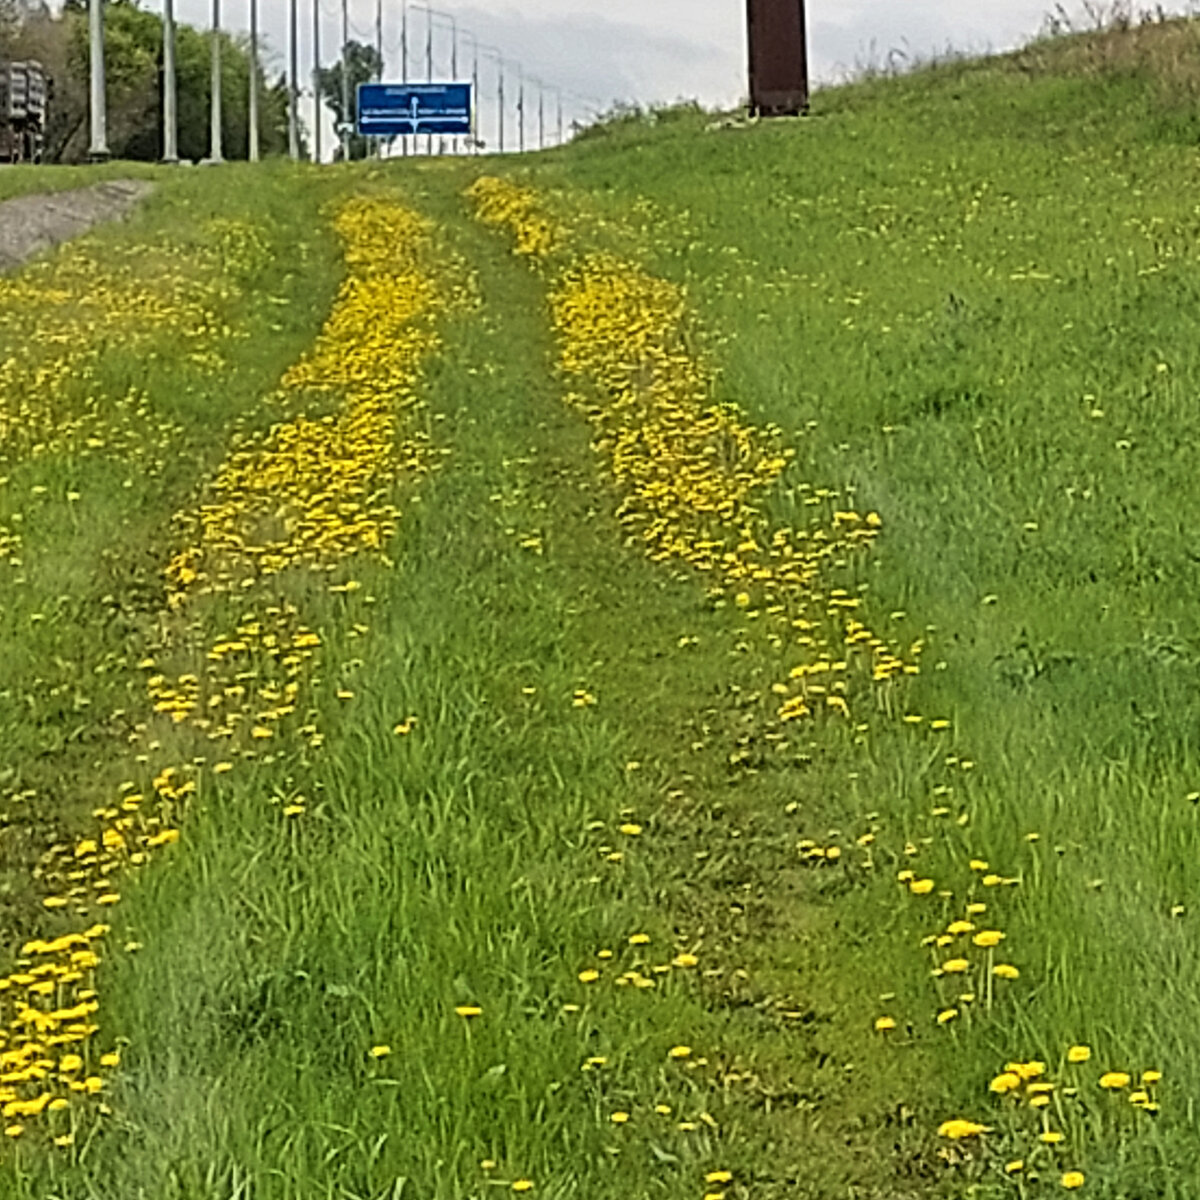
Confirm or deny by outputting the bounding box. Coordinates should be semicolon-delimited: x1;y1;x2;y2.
0;10;1197;1199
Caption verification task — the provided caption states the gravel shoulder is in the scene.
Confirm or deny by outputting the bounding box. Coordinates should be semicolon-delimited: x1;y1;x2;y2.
0;179;154;273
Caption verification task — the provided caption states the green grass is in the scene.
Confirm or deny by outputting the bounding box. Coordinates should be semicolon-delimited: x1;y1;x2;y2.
2;12;1200;1197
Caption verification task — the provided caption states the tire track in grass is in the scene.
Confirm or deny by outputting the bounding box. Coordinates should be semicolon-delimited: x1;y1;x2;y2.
461;174;1168;1198
0;193;471;1160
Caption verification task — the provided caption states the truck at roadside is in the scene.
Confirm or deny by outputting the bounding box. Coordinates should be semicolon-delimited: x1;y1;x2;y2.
0;61;49;164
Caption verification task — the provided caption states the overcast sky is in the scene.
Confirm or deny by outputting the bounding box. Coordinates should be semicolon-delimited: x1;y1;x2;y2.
154;0;1199;157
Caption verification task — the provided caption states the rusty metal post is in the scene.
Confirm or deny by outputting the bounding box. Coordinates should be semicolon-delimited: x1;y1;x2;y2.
746;0;809;117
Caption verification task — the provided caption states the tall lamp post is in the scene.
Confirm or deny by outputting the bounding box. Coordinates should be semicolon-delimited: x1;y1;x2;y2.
209;0;223;161
249;0;260;160
87;0;108;159
162;0;177;161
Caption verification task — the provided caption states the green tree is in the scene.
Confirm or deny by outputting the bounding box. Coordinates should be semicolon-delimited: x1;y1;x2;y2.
316;39;384;160
11;0;295;162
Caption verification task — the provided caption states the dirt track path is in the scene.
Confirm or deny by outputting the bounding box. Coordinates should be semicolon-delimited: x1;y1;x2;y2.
0;179;153;273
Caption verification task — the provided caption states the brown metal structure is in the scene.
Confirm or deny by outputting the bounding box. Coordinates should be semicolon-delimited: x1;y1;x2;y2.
746;0;809;116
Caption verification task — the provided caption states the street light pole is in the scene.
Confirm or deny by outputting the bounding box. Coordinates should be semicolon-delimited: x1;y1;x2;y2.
340;0;350;160
424;7;435;154
469;34;478;154
161;0;177;161
400;0;408;156
286;0;298;157
210;0;223;161
312;0;321;161
249;0;260;160
87;0;108;159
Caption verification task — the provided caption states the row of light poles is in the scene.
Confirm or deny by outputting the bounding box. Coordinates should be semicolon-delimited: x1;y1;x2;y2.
85;0;603;162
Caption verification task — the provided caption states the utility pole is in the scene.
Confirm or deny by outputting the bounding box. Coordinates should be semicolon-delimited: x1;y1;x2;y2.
556;88;563;146
162;0;177;161
537;79;544;150
87;0;108;159
286;0;298;157
249;0;260;161
209;0;223;161
517;64;523;153
340;0;350;161
312;0;322;161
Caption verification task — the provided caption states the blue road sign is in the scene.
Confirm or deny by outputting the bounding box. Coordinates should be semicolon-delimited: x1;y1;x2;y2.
356;82;473;136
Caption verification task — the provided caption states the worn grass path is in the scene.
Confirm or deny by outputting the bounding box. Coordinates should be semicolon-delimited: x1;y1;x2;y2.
7;171;932;1199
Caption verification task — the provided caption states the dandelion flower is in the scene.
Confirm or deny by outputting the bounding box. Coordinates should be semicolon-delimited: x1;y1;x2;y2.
992;963;1020;980
1061;1172;1085;1189
909;878;935;895
1067;1045;1091;1064
972;930;1004;948
990;1072;1021;1094
1099;1072;1130;1090
511;1181;533;1193
941;958;969;974
369;1045;391;1058
874;1016;896;1032
455;1005;483;1018
610;1111;630;1124
937;1118;991;1139
668;1045;692;1058
1040;1131;1065;1144
706;1171;733;1184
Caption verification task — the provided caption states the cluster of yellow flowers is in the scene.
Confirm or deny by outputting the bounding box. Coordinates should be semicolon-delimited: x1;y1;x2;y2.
466;176;917;735
467;176;561;261
0;196;462;1147
0;220;276;573
936;1049;1162;1189
464;173;1172;1190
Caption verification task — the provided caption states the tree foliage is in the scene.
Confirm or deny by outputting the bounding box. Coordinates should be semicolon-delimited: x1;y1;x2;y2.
5;0;298;162
316;39;384;161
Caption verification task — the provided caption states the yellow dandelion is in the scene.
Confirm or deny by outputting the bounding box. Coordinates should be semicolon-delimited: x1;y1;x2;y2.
1040;1131;1065;1144
874;1016;897;1032
992;963;1020;980
369;1045;391;1058
1099;1072;1130;1090
1061;1171;1085;1189
990;1072;1021;1094
454;1005;483;1018
610;1111;630;1124
1067;1045;1091;1064
668;1045;692;1058
972;930;1004;948
937;1118;991;1139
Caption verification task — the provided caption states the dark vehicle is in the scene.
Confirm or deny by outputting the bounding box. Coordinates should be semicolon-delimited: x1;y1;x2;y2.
0;61;48;163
